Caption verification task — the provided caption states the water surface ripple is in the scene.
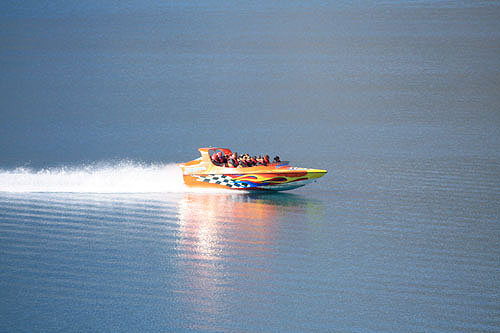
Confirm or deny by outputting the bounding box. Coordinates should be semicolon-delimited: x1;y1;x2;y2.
1;156;499;332
1;0;500;331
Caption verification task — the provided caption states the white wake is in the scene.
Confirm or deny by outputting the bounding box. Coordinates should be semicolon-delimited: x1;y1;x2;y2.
0;162;188;193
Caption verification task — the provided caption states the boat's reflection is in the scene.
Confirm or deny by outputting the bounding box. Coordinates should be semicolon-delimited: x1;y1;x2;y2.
174;192;324;322
176;192;280;262
176;192;325;260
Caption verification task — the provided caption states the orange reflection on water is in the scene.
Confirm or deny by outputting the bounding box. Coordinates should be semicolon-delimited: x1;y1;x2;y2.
172;192;324;326
176;193;279;262
174;192;284;324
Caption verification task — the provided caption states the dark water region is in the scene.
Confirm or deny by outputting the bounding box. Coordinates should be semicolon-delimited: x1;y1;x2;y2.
1;0;500;331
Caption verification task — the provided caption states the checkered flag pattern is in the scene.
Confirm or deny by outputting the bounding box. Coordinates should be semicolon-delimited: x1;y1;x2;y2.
194;175;250;188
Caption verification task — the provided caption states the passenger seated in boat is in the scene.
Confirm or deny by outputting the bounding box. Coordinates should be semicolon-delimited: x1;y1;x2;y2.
247;155;256;167
264;155;270;165
236;155;245;167
211;152;224;166
211;153;218;164
228;152;239;167
218;152;227;166
256;156;267;166
240;154;252;167
273;156;281;163
239;155;249;167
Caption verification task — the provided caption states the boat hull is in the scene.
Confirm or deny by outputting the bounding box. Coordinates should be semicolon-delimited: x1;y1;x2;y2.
183;169;326;191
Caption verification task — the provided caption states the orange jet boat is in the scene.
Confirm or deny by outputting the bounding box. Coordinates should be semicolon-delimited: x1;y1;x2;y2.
178;147;327;191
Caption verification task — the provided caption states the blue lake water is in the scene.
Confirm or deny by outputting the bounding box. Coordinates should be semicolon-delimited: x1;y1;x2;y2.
1;1;500;331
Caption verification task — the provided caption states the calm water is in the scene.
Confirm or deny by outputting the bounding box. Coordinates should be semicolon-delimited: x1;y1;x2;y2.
1;1;500;331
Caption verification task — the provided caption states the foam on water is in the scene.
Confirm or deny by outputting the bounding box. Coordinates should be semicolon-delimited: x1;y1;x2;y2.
0;162;192;193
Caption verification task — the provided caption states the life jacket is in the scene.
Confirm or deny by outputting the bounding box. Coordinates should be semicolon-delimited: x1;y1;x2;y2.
228;158;238;167
212;153;223;165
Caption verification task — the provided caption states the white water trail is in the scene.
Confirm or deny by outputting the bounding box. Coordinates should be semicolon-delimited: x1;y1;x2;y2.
0;162;189;193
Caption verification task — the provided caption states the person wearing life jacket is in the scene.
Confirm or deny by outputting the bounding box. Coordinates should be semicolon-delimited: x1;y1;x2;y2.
211;152;223;166
239;155;250;167
273;156;281;163
228;152;239;168
211;152;218;164
245;154;254;167
238;155;247;167
217;151;227;166
264;155;270;165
